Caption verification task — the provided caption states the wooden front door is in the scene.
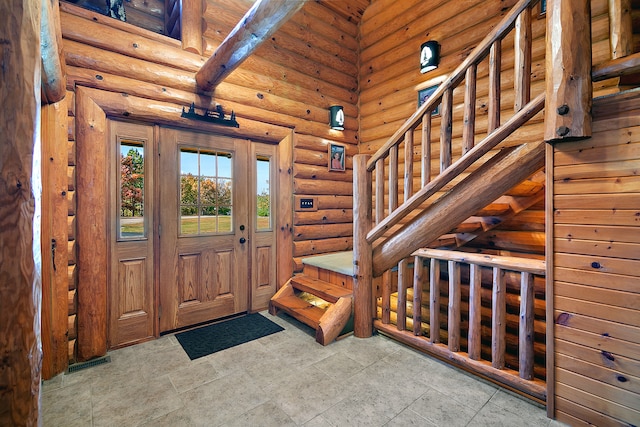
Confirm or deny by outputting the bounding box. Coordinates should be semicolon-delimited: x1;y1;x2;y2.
158;128;250;332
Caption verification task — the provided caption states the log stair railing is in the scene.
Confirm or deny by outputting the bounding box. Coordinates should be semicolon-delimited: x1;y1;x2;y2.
269;275;353;345
433;172;545;249
352;0;548;400
375;249;546;401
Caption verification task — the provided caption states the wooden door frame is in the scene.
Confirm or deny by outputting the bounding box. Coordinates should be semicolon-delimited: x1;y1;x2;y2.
74;86;293;360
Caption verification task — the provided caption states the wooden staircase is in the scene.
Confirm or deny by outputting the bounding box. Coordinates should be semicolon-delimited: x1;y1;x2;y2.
269;274;353;345
432;170;545;249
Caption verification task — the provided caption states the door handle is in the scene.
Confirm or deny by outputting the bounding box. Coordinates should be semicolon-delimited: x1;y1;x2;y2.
239;237;246;244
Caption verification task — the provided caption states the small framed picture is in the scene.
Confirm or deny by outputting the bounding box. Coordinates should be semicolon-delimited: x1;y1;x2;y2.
418;85;440;116
328;143;346;172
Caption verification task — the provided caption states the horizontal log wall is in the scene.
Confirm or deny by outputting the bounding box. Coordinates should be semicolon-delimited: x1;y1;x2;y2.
201;0;360;263
60;0;359;288
552;91;640;425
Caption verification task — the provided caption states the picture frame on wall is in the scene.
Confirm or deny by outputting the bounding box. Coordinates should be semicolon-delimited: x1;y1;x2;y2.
328;143;346;172
418;84;440;116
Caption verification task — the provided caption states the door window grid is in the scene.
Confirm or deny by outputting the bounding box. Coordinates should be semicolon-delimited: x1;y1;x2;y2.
118;139;146;240
180;148;233;235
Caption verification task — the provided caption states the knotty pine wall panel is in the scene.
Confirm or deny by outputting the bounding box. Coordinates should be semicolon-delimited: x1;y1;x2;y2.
552;92;640;426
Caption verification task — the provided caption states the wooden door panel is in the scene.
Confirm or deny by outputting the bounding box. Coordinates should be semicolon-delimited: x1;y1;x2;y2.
108;121;155;349
160;128;249;332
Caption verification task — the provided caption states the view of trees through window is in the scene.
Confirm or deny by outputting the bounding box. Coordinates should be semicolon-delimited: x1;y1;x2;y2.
119;142;145;238
180;148;232;234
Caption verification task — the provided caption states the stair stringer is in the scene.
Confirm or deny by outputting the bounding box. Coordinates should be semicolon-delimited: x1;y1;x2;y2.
371;140;546;277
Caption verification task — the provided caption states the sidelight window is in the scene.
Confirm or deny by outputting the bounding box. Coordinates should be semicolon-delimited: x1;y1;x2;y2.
118;140;146;239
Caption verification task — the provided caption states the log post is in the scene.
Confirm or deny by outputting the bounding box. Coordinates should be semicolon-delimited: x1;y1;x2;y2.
514;5;531;112
413;256;424;336
429;258;440;343
447;261;461;352
181;0;203;55
468;263;482;360
544;0;592;142
195;0;304;92
396;258;408;331
421;113;431;186
0;0;42;423
608;0;633;60
41;0;66;104
41;99;70;379
492;267;506;369
519;272;535;379
353;154;373;338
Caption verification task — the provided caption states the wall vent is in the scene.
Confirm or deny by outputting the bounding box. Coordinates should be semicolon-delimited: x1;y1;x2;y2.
66;356;111;373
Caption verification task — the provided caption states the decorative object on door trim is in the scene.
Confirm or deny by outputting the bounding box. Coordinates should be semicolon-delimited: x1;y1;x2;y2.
181;103;240;127
328;142;346;172
175;313;284;360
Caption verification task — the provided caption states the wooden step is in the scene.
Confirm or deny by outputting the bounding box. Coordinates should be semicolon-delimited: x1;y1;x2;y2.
270;295;324;329
269;277;353;345
290;275;352;303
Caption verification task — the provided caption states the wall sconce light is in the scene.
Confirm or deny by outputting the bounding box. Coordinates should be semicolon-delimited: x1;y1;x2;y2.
420;40;441;74
329;105;345;130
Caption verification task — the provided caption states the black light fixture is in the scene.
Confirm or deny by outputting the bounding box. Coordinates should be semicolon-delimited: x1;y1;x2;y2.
420;40;441;74
329;105;345;130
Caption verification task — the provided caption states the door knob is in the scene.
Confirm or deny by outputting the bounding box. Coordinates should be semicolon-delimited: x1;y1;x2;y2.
239;237;246;244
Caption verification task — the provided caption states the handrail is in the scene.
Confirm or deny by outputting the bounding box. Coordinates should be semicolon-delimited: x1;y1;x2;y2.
412;248;545;275
366;0;540;170
367;93;545;244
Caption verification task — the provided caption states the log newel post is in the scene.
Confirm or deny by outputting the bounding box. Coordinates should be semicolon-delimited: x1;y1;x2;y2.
544;0;592;142
353;154;373;338
0;0;42;423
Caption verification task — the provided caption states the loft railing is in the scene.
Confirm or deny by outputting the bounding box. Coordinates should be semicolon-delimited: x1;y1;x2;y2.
375;249;547;400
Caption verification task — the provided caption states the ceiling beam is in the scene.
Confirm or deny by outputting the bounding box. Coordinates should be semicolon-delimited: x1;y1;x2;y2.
195;0;304;92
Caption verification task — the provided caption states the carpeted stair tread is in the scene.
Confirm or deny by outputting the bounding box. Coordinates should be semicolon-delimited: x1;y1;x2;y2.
290;275;352;303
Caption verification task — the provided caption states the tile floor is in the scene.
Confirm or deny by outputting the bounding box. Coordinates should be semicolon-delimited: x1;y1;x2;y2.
42;312;565;426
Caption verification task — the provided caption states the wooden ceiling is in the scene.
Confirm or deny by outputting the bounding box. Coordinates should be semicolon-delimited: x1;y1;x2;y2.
317;0;371;23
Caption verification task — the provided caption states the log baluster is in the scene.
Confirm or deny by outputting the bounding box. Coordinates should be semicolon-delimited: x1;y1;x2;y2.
440;88;453;172
381;270;391;324
397;258;408;331
609;0;633;59
448;261;461;352
404;131;414;200
492;267;506;369
413;256;424;336
514;5;531;112
468;263;482;360
388;145;398;213
421;113;432;186
375;158;384;224
462;65;477;155
519;272;535;379
488;41;502;133
429;258;440;343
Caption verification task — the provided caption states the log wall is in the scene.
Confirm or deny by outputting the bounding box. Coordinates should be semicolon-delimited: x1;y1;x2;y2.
358;0;627;260
58;0;360;358
551;90;640;426
200;0;360;266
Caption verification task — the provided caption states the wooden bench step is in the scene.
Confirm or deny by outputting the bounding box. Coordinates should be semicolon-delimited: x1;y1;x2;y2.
269;277;354;346
290;275;352;303
270;295;324;329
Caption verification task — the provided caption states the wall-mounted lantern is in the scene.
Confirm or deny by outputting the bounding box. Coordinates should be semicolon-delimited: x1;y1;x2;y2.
420;40;441;74
329;105;345;130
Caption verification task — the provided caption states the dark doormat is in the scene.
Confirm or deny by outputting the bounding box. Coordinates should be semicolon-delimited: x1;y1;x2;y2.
175;313;284;360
